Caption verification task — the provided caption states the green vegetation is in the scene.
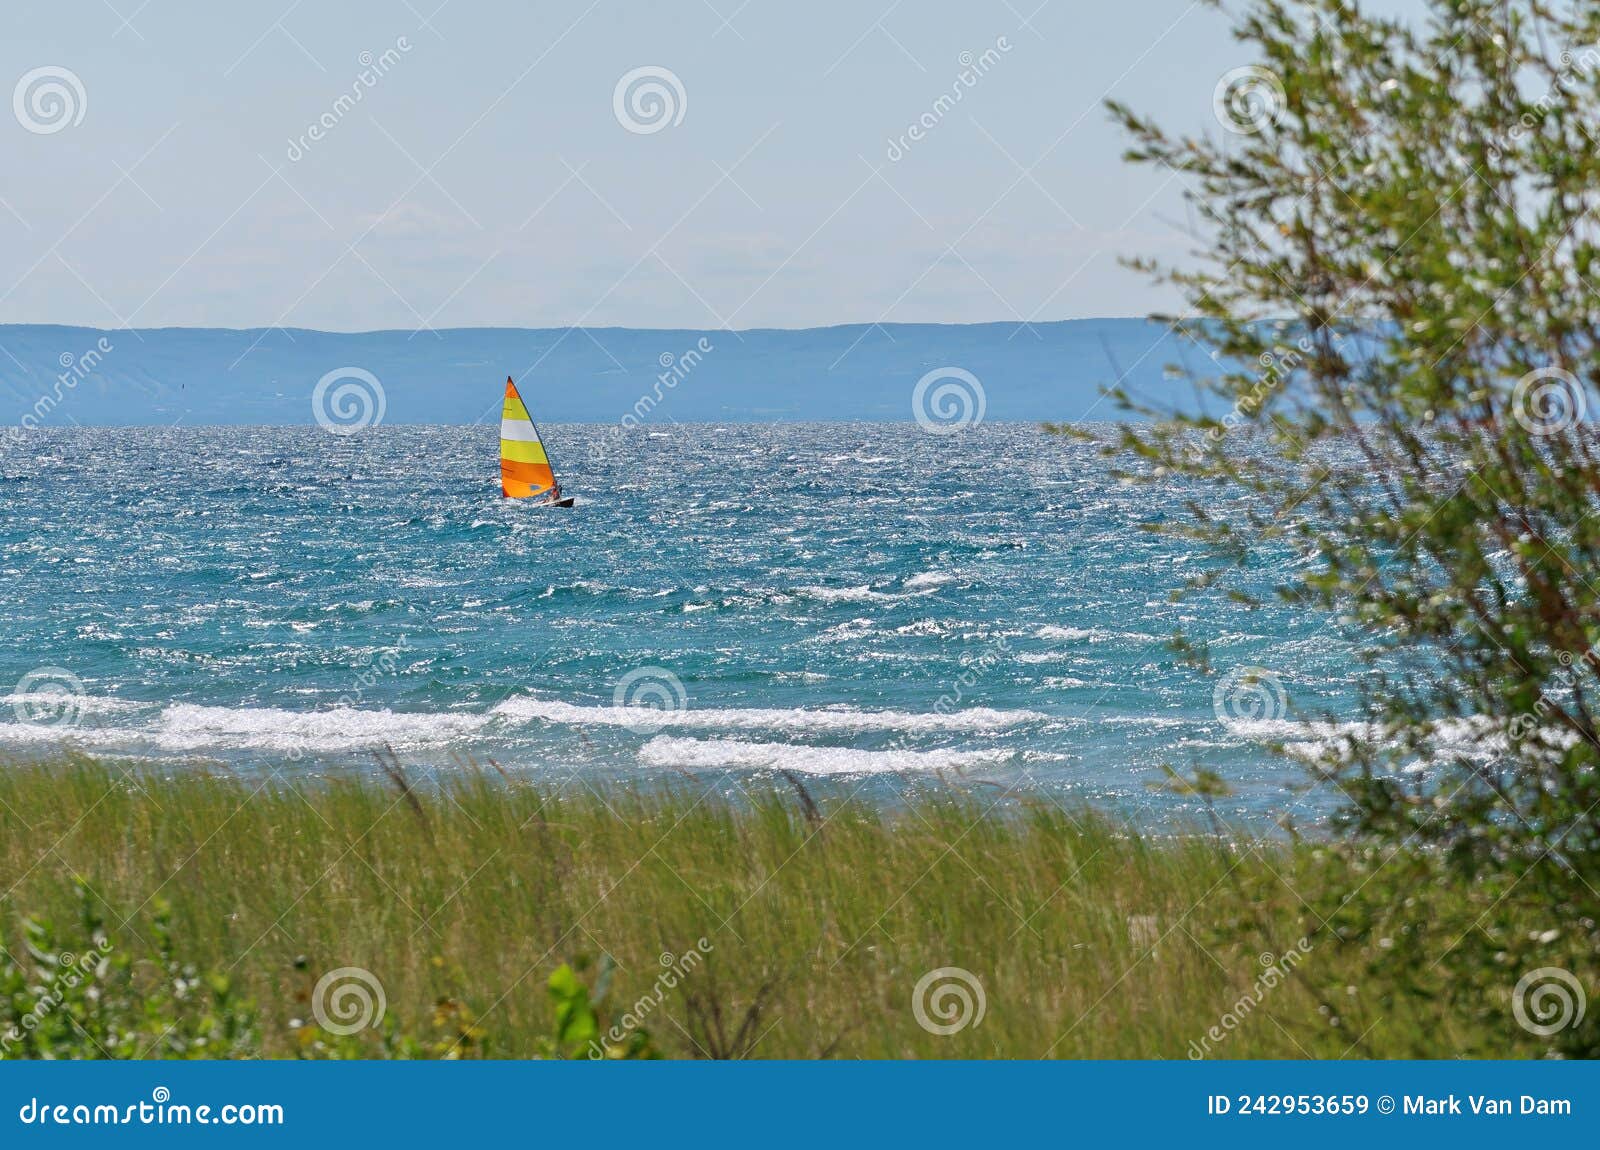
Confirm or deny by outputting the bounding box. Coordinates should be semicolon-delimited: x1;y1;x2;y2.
0;760;1587;1059
1081;0;1600;1056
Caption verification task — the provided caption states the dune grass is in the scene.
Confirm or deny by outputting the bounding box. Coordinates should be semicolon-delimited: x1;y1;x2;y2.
0;758;1564;1059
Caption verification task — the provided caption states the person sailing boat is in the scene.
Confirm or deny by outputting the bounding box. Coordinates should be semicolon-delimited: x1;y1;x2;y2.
500;376;575;506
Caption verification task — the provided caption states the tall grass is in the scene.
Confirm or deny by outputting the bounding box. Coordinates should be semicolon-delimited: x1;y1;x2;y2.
0;759;1554;1058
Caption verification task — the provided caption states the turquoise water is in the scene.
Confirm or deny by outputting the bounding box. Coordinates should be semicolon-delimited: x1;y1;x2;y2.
0;424;1360;823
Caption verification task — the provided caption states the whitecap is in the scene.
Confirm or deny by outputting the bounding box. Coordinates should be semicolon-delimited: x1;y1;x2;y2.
1035;625;1098;641
0;702;490;755
638;736;1012;775
492;696;1048;734
152;703;489;752
796;584;901;604
1034;624;1158;643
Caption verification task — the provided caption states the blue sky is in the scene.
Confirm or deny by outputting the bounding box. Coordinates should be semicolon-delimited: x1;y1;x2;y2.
0;1;1395;331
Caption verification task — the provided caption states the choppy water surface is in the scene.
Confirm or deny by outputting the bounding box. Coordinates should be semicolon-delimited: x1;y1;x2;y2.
0;424;1363;824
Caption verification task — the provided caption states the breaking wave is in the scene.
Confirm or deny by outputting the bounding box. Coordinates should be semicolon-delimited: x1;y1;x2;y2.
638;736;1012;775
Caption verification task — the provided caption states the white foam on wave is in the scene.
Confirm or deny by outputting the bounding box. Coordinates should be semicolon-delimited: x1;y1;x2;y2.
0;695;1051;757
1034;624;1160;643
0;702;490;754
811;618;879;643
794;575;956;604
151;703;488;752
638;736;1011;775
1035;625;1099;641
492;696;1049;734
795;584;901;604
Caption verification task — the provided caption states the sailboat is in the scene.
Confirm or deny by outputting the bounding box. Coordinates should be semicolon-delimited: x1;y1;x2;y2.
500;376;574;506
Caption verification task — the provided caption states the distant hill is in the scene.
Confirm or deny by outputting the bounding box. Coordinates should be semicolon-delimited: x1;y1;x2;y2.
0;320;1194;427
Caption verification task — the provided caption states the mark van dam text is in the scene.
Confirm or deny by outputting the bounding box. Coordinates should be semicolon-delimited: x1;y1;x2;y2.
1405;1095;1571;1116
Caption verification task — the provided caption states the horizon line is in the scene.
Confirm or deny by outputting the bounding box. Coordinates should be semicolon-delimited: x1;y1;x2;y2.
0;317;1161;338
24;417;1079;430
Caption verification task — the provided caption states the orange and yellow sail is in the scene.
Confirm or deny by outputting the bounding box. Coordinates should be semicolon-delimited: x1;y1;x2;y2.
500;377;558;499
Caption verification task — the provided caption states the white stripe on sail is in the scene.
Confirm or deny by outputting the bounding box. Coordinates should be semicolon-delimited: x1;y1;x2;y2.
500;420;541;442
